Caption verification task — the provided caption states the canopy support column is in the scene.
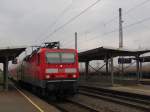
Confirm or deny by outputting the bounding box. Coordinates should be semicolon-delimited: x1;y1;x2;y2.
3;57;9;91
106;58;109;74
110;56;114;86
139;62;143;80
136;55;140;83
85;61;89;80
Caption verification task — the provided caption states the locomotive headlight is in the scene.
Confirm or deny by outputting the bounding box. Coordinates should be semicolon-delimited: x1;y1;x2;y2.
65;68;77;73
45;75;50;79
45;68;58;73
72;74;77;78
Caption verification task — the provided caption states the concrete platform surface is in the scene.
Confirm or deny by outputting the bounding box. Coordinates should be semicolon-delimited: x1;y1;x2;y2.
109;84;150;96
0;83;60;112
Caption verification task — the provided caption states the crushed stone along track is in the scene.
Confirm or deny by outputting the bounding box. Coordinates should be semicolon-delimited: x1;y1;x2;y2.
79;86;150;112
50;99;100;112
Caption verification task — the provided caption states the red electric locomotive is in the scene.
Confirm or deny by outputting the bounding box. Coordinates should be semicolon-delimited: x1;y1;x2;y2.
10;42;79;96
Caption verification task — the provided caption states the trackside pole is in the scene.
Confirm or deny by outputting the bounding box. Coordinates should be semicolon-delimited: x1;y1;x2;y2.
75;32;77;50
119;8;124;76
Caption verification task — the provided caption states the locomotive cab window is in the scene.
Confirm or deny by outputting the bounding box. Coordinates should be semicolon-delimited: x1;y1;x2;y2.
61;53;75;63
46;52;60;63
46;52;75;64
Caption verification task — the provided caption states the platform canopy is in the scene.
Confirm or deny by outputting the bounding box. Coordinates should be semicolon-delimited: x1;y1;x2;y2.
79;46;150;62
0;46;26;91
0;46;26;63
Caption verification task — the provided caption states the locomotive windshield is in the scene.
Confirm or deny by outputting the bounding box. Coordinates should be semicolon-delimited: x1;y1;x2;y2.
46;52;60;63
46;52;75;64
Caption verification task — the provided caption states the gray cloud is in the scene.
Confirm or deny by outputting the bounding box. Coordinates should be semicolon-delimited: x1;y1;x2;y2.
0;0;150;52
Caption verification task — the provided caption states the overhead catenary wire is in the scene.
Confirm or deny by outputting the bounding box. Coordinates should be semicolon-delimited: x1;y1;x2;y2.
62;31;92;47
79;16;150;48
71;0;150;49
62;39;74;47
63;31;95;48
48;2;73;29
103;16;150;35
103;0;150;26
35;1;73;44
37;0;150;49
66;14;150;49
40;0;101;44
78;0;150;38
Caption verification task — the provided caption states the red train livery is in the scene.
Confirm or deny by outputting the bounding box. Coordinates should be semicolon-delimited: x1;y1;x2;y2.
10;42;79;96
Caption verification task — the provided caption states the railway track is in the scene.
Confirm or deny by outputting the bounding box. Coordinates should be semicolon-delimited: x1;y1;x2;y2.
49;99;100;112
14;81;100;112
15;79;150;112
79;86;150;111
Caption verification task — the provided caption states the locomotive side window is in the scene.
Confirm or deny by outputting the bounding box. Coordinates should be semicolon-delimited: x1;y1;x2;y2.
61;53;75;63
46;52;60;63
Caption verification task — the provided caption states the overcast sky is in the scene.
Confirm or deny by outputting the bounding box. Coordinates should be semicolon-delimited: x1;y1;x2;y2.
0;0;150;52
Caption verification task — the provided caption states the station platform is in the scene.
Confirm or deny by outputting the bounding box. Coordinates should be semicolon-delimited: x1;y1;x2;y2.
79;81;150;97
0;82;60;112
109;84;150;96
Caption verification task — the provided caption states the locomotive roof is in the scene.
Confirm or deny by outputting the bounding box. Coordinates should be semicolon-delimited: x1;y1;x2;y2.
33;47;76;54
40;47;77;51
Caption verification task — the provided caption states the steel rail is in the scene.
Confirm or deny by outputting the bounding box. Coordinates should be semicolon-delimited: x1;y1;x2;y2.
79;86;150;111
51;99;99;112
